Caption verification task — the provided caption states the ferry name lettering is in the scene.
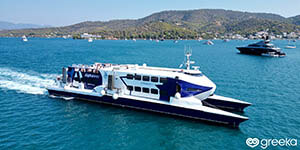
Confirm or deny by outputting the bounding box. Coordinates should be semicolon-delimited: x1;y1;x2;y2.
84;73;99;78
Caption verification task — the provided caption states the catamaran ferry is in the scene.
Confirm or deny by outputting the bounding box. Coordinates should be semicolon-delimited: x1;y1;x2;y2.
47;51;251;127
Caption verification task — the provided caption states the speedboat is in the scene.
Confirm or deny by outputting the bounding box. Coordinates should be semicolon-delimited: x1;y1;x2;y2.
236;36;285;57
47;50;250;127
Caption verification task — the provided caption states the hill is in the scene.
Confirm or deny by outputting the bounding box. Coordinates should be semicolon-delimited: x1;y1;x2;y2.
0;21;51;30
289;15;300;25
1;9;300;39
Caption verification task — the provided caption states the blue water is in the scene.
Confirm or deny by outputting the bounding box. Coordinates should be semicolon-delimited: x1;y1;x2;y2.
0;38;300;149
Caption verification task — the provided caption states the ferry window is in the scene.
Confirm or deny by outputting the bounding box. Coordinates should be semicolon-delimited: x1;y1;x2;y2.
142;76;150;81
134;86;141;92
151;89;158;94
160;77;168;83
127;85;133;91
160;90;168;96
151;77;158;82
142;88;149;93
127;74;133;79
134;74;141;80
187;88;202;92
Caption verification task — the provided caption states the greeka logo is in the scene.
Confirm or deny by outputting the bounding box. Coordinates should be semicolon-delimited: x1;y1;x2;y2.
246;138;259;148
246;137;298;149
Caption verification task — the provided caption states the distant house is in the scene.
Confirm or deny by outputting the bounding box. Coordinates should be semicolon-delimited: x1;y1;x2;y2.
80;33;101;39
81;33;93;38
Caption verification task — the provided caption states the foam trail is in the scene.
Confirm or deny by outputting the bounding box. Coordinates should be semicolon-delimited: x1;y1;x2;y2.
0;68;58;95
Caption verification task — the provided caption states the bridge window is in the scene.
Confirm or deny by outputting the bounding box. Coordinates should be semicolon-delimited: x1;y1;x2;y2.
151;89;158;94
142;76;150;81
134;74;141;80
127;74;133;79
151;77;158;82
134;86;141;92
142;87;149;93
127;85;133;91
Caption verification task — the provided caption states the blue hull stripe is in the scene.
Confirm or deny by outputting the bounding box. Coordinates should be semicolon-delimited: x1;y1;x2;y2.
47;89;247;127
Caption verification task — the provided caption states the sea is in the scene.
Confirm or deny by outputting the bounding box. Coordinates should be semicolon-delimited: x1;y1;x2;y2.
0;38;299;150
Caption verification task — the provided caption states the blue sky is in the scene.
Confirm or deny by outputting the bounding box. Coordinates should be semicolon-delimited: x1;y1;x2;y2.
1;0;300;26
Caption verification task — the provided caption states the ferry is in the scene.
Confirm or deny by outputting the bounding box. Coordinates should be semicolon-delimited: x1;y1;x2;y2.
47;51;250;127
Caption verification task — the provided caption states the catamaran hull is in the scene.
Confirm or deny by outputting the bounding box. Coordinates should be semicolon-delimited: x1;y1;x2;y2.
47;88;247;127
203;95;251;112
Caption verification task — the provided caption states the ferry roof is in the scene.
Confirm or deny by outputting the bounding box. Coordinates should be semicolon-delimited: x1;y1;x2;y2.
71;62;203;77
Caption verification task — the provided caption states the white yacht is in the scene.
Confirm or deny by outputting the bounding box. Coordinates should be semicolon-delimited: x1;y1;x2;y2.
203;40;214;45
47;51;250;127
22;35;28;42
88;38;93;42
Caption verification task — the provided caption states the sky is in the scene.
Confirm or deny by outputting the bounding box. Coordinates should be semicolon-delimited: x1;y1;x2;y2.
1;0;300;27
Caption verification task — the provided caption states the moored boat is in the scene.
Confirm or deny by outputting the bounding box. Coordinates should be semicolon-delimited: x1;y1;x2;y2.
285;40;296;49
203;40;214;45
22;35;28;42
236;36;285;57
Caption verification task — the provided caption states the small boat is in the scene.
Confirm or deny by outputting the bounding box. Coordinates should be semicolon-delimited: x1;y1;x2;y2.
203;40;214;45
285;45;296;49
174;40;178;43
285;40;296;49
132;38;136;42
22;35;28;42
88;38;93;42
223;39;230;42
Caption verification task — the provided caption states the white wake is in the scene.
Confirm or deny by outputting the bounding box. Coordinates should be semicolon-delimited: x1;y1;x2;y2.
0;68;58;95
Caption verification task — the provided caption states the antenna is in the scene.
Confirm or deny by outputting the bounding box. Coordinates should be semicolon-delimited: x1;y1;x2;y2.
180;46;199;70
